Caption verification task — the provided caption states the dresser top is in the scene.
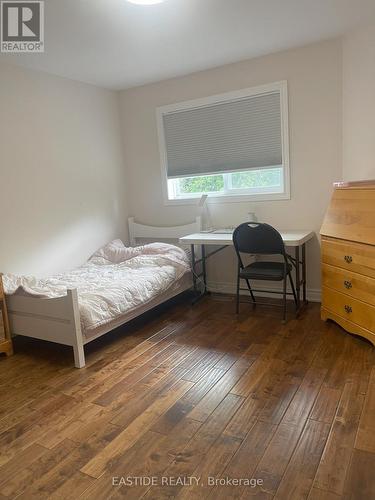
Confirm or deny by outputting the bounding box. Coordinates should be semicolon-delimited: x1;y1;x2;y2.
321;182;375;245
334;179;375;189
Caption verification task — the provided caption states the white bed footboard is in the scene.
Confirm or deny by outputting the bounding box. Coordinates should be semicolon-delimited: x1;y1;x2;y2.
7;289;85;368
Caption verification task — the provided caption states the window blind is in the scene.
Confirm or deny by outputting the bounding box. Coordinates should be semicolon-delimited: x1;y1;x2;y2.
162;91;283;179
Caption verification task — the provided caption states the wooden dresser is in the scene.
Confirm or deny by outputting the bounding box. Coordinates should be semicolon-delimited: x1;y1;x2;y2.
321;180;375;346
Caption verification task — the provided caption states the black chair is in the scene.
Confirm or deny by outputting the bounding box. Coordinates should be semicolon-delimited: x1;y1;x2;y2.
232;222;297;322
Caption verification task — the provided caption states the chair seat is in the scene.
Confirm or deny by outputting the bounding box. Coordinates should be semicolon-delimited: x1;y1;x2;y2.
239;261;292;281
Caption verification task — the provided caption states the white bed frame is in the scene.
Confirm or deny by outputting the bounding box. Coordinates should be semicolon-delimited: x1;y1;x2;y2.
6;216;201;368
128;216;201;247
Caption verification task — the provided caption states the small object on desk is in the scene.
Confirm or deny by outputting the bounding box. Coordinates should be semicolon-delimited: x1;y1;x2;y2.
198;194;213;231
248;211;258;222
0;273;13;357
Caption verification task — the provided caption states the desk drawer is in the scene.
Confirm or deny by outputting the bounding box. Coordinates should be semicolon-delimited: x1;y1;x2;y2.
322;286;375;332
322;237;375;278
322;263;375;306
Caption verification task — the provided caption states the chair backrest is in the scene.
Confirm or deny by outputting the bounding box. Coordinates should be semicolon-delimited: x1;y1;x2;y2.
233;222;285;256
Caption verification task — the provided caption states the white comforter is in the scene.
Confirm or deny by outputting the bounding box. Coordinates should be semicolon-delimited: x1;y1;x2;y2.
3;240;190;334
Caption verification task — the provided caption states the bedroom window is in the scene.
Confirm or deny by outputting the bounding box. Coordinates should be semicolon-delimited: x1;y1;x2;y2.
157;81;290;203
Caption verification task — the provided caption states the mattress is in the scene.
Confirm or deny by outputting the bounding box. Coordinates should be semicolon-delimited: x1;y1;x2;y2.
4;239;191;337
84;272;192;341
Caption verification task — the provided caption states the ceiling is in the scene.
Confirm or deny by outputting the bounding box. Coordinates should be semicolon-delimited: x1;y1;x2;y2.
1;0;375;90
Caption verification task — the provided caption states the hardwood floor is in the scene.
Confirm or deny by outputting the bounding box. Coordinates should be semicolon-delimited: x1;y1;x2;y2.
0;295;374;499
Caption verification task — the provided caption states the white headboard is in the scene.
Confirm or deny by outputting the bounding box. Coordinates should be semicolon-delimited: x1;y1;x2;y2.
128;216;202;246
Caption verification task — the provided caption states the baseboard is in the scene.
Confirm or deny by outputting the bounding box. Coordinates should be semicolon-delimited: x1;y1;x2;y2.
207;280;321;303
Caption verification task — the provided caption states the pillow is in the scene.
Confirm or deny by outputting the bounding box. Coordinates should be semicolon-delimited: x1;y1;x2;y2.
89;239;136;264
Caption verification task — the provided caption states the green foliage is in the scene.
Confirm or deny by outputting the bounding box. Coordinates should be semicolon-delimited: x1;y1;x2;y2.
177;168;281;194
179;175;224;193
231;169;281;189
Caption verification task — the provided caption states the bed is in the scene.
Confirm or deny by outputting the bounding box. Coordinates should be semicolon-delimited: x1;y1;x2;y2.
4;216;201;368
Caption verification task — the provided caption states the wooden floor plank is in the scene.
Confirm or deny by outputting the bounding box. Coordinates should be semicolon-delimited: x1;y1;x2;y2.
108;356;204;429
93;342;184;406
307;487;342;499
0;439;78;498
188;357;252;422
309;386;342;425
142;392;245;499
48;471;95;500
151;366;226;434
96;418;203;500
0;443;47;489
253;422;304;495
355;367;375;453
341;448;375;499
224;391;267;440
274;419;331;500
0;298;372;499
313;382;364;496
177;433;243;499
214;419;277;499
80;379;194;478
282;365;328;427
36;401;106;449
79;431;165;500
0;393;77;465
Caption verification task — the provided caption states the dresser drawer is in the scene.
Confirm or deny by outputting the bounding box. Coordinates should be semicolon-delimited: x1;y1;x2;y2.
322;286;375;332
322;237;375;278
322;263;375;306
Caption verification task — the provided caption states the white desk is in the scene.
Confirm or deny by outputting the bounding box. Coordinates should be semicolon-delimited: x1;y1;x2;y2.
179;230;315;311
180;231;314;247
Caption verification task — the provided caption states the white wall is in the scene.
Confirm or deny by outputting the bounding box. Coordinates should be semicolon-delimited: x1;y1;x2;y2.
120;39;342;299
343;23;375;181
0;38;345;298
0;62;128;276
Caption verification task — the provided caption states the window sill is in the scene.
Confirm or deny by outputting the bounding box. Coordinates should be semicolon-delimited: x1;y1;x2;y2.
163;191;291;206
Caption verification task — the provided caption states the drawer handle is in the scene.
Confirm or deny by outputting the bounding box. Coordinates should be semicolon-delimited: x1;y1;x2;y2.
344;280;352;289
344;305;352;314
344;255;353;264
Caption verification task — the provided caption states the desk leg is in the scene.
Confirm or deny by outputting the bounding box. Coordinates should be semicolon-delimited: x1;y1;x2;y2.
201;244;207;294
302;243;307;304
191;244;197;294
295;245;301;313
294;243;308;315
191;244;209;304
